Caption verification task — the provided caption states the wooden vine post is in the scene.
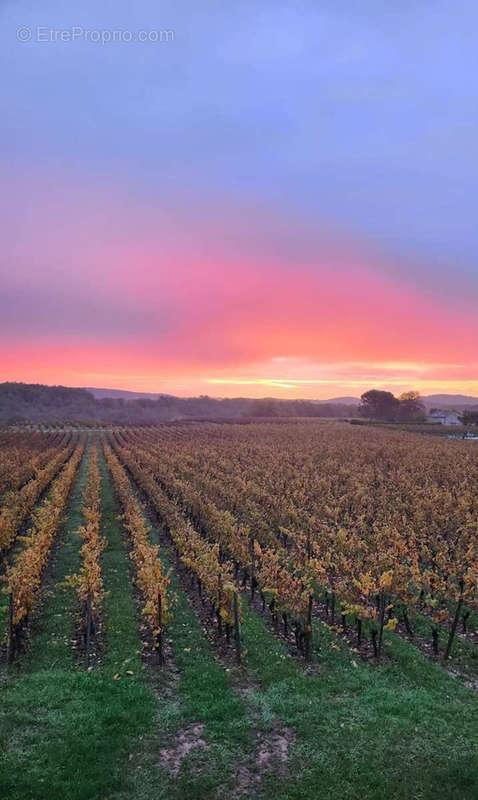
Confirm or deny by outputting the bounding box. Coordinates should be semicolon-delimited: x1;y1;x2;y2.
356;617;362;646
7;592;15;665
377;592;386;659
330;591;336;623
85;592;93;668
402;608;413;637
249;534;256;600
305;594;313;661
217;571;223;636
157;591;164;666
444;581;464;661
233;591;241;664
431;625;439;655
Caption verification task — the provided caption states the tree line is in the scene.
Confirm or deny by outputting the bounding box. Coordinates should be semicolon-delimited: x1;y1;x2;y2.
2;382;477;426
358;390;427;422
358;390;478;425
0;382;357;424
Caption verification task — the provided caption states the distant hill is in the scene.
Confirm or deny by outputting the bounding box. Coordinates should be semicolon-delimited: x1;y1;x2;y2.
87;387;361;405
87;390;478;409
422;394;478;409
86;387;172;400
88;390;478;408
316;396;360;405
0;382;357;424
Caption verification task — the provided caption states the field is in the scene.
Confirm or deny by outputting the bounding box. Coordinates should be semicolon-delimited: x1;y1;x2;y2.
0;421;477;800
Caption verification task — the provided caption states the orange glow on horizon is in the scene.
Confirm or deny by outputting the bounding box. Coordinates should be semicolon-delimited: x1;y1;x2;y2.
2;171;478;401
2;355;478;399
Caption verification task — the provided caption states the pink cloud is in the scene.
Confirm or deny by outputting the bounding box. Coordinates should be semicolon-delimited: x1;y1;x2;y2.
1;168;478;395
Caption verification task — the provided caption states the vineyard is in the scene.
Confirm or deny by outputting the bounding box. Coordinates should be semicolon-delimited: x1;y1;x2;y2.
0;421;477;800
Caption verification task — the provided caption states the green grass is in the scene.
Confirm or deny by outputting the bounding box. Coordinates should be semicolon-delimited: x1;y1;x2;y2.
237;602;478;800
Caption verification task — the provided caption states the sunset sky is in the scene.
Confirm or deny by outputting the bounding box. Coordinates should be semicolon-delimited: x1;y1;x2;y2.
1;2;478;399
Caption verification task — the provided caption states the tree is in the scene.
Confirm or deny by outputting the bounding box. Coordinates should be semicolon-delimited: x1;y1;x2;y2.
250;399;281;417
461;410;478;426
359;390;399;420
397;391;426;421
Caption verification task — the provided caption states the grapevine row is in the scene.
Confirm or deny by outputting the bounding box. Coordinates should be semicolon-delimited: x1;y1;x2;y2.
108;435;243;662
0;435;75;563
3;439;85;661
0;430;68;498
103;439;171;664
74;443;105;664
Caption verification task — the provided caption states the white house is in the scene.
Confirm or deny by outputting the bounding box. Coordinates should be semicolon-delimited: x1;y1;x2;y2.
428;409;461;425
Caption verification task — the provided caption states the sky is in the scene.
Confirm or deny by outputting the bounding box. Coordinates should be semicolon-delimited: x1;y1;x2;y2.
1;1;478;399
